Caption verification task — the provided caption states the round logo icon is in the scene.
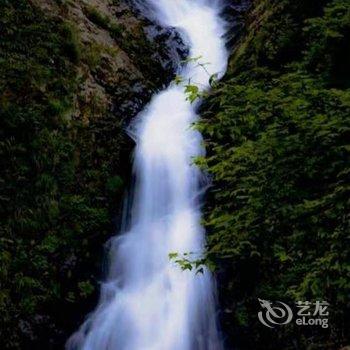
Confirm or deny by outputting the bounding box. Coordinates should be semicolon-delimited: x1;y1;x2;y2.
258;299;293;328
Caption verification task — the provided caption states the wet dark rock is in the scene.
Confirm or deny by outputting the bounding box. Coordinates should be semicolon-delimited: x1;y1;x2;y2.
145;24;189;72
126;0;189;74
222;0;251;50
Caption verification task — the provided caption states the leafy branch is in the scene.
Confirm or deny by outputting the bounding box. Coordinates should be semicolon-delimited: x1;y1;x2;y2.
168;252;216;274
174;56;219;103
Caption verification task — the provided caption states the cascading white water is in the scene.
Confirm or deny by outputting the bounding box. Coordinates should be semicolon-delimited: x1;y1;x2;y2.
67;1;229;349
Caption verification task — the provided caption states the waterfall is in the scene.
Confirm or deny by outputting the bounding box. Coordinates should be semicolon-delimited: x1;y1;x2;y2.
67;0;229;349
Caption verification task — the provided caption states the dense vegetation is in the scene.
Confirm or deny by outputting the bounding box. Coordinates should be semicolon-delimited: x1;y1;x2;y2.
0;1;118;348
199;0;350;349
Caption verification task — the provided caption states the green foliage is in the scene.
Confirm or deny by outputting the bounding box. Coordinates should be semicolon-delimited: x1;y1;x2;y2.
78;281;95;298
106;176;124;195
200;0;350;349
84;5;123;38
175;56;218;102
83;42;120;71
168;252;213;273
0;1;127;348
85;5;111;31
185;84;201;103
303;0;350;87
61;21;81;64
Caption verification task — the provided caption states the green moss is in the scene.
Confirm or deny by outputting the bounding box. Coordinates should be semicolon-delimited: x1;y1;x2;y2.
0;1;127;348
106;176;124;195
85;5;111;30
109;22;124;37
83;41;120;70
60;21;82;64
84;5;125;37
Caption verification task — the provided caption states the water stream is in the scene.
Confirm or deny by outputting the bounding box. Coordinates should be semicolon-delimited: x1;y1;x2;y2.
67;1;229;349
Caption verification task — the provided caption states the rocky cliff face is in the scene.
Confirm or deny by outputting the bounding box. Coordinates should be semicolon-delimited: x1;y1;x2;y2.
0;0;186;348
33;0;186;121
